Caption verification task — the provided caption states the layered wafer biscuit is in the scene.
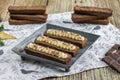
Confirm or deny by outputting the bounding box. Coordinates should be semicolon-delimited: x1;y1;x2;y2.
72;18;110;25
9;18;46;25
8;6;46;14
74;6;113;17
10;14;48;22
72;14;108;22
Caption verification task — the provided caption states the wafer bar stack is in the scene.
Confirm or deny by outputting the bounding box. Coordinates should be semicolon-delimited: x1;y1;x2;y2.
8;6;48;25
72;6;113;25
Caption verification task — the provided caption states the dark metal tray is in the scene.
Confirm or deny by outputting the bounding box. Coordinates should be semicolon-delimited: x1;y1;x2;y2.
12;23;100;72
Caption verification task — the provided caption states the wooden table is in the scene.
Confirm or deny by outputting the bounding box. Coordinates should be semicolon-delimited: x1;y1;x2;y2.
0;0;120;80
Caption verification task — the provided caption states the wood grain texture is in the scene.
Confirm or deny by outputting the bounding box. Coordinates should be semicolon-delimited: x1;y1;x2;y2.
0;0;120;80
0;0;15;21
32;0;47;6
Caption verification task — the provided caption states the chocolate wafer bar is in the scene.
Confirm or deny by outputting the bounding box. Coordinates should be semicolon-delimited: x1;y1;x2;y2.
35;36;80;56
103;56;120;72
103;44;120;73
9;18;46;25
74;6;113;17
8;6;46;14
72;14;108;22
72;18;110;25
105;44;120;56
44;29;87;48
110;53;120;63
25;43;72;64
10;14;48;22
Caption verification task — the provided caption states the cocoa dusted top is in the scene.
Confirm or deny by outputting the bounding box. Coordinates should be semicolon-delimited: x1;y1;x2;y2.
26;43;69;59
36;36;77;51
46;29;85;41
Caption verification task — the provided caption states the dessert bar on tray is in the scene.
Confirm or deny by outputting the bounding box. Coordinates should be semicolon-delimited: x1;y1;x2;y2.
35;36;80;56
12;23;100;71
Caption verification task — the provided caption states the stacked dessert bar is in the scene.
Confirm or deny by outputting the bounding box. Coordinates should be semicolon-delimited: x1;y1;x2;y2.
72;5;113;25
8;6;47;25
24;29;87;64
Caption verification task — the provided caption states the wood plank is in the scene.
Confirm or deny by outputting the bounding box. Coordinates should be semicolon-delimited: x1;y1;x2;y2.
81;71;88;80
105;0;120;28
0;0;15;21
93;68;101;80
47;0;61;13
86;69;95;80
4;0;35;21
101;68;111;80
94;0;120;28
32;0;47;13
47;0;75;13
32;0;47;6
46;0;97;14
14;0;34;6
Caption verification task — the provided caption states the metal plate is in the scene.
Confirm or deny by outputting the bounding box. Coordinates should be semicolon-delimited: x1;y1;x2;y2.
12;23;100;72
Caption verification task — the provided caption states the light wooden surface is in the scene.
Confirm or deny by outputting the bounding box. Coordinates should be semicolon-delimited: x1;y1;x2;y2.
0;0;120;80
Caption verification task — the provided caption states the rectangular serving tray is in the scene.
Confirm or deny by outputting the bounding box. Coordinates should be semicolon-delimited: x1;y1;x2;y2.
12;23;100;72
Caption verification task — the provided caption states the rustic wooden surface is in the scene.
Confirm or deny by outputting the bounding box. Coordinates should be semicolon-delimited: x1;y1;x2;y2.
0;0;120;80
